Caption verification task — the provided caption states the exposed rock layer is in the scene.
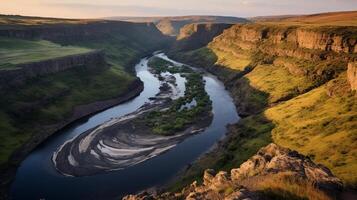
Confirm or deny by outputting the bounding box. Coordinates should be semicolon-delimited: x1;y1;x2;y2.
123;143;342;200
173;23;233;51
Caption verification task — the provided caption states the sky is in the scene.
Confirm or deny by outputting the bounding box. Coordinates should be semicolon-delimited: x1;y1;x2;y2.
1;0;357;19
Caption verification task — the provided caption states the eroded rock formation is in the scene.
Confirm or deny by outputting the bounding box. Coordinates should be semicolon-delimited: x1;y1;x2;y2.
123;143;342;200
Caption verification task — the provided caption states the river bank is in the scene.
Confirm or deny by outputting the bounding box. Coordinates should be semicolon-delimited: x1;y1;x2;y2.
0;78;144;199
53;54;213;177
10;53;239;200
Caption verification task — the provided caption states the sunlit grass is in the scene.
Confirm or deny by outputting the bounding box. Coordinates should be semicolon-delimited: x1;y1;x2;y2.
245;64;314;103
243;173;332;200
265;74;357;185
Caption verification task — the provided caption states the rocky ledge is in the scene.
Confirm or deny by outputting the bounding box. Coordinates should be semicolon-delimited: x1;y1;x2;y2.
123;143;342;200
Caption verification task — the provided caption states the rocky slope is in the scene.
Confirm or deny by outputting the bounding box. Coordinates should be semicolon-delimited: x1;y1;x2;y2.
124;143;342;200
168;22;357;192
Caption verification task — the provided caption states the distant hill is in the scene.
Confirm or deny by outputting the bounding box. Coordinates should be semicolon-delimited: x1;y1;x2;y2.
250;11;357;26
107;15;249;36
0;14;98;26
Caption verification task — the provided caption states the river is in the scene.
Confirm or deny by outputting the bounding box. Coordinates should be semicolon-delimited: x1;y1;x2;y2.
10;53;239;200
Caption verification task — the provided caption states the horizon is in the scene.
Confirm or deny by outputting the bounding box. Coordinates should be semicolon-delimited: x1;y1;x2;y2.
1;0;357;19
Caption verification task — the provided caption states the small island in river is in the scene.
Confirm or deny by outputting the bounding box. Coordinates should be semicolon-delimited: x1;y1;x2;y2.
52;54;213;177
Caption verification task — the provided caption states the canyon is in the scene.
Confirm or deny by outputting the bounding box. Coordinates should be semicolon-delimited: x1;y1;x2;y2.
0;11;356;200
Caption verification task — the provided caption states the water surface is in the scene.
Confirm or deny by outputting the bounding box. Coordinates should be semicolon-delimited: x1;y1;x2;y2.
11;54;239;200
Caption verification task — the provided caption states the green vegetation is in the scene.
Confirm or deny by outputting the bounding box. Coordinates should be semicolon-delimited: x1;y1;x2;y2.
0;64;133;163
148;57;192;74
145;57;212;135
0;37;92;69
245;64;314;103
0;18;167;165
0;34;138;164
266;74;357;186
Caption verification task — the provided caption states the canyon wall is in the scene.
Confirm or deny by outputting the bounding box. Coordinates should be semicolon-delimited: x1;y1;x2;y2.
221;24;357;53
167;23;357;190
172;23;233;51
0;50;106;89
0;21;166;45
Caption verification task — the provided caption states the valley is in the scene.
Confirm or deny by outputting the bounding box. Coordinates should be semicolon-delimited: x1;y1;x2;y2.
0;9;356;200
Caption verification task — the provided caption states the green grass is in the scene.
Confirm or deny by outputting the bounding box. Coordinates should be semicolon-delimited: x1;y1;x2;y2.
0;37;92;69
245;64;314;103
265;74;357;186
0;64;133;164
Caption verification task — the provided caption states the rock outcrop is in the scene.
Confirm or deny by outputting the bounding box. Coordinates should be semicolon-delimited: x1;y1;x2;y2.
0;50;106;89
231;143;343;191
348;62;357;91
123;143;342;200
172;23;233;52
217;24;357;54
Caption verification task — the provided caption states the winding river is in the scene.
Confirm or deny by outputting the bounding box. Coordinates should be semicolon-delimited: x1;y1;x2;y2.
10;53;239;200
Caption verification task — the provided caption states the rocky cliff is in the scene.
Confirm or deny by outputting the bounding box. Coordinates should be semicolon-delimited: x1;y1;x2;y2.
172;23;233;51
124;144;342;200
218;24;357;54
0;50;106;89
171;23;357;115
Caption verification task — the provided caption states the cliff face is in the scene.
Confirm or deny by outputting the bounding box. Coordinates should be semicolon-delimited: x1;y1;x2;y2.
0;21;166;45
171;23;233;52
348;62;357;90
168;22;357;189
0;50;106;89
124;144;342;200
221;24;357;53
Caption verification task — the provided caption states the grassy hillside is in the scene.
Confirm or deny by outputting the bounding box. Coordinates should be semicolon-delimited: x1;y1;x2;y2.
0;16;167;167
168;21;357;189
0;37;91;69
